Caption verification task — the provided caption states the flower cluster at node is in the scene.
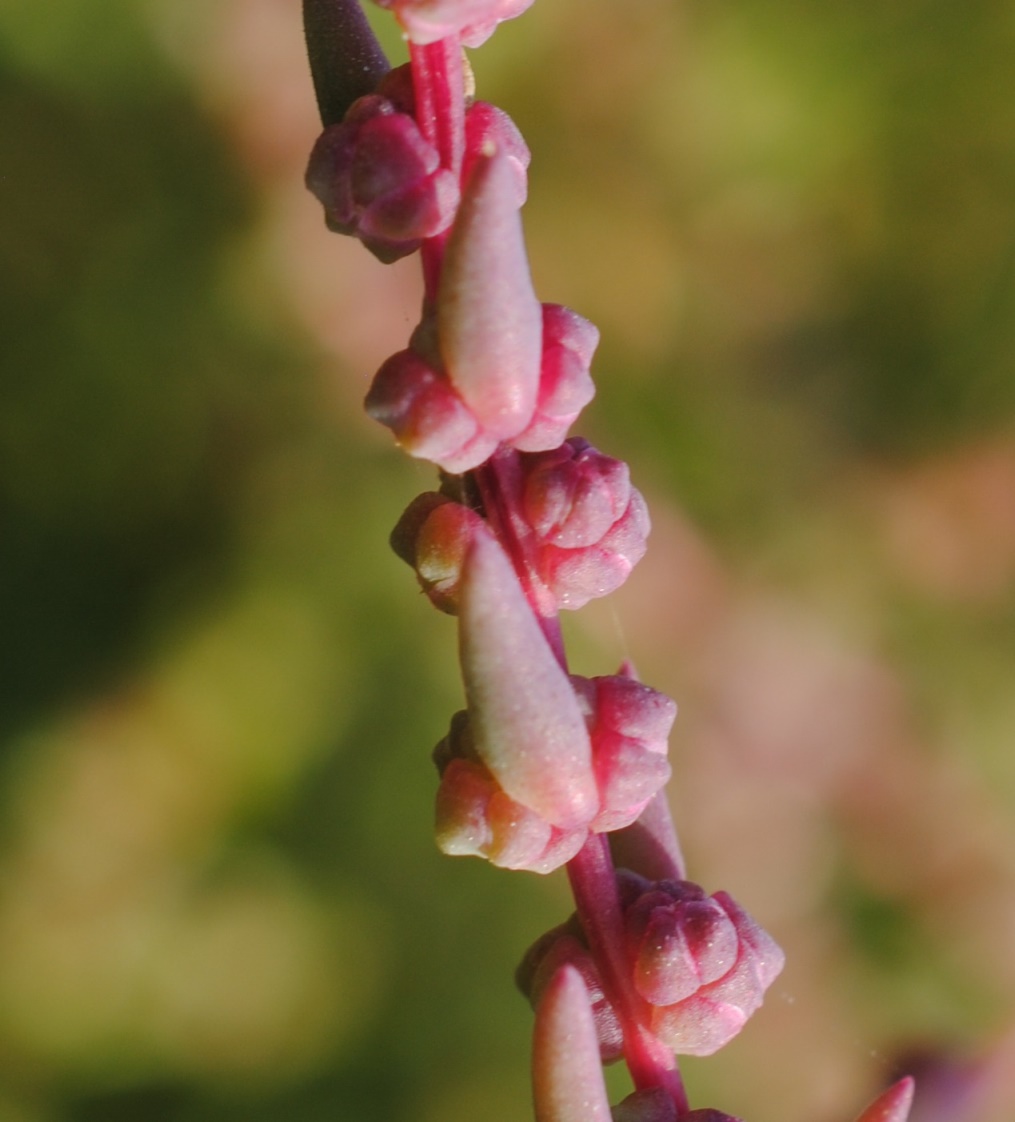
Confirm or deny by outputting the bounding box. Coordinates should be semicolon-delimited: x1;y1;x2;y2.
519;871;784;1059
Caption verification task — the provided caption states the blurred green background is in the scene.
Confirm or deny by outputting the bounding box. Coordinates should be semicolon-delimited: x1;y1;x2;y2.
2;2;1015;1120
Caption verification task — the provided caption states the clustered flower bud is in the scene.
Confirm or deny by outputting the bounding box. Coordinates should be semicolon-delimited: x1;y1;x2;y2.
624;873;785;1057
305;75;460;262
518;437;649;609
433;671;674;872
519;872;784;1059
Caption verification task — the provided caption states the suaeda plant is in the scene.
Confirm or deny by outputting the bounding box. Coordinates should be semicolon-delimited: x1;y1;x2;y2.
301;3;916;1119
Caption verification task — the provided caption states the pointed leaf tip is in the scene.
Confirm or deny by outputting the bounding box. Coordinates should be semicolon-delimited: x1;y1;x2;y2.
854;1077;915;1122
533;966;613;1122
438;150;542;441
459;532;598;829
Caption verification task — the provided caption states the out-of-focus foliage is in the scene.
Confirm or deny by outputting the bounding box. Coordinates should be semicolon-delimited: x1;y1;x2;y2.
0;2;1014;1122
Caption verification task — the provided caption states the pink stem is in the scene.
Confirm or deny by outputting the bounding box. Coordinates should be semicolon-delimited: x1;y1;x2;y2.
410;37;466;300
567;833;689;1114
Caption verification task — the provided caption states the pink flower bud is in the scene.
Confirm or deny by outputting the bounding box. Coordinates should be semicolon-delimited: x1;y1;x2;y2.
458;532;599;829
364;346;499;472
372;0;535;48
305;92;459;262
463;101;530;208
512;305;598;453
517;439;650;610
572;675;675;833
623;879;785;1057
438;149;542;440
390;493;487;613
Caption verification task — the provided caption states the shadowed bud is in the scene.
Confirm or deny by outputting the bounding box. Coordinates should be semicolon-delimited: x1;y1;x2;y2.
853;1078;915;1122
438;150;542;440
458;532;598;828
372;0;535;47
518;923;624;1062
303;0;390;127
390;493;487;613
518;439;650;610
306;91;460;262
364;346;499;472
611;1090;680;1122
532;966;614;1122
623;878;785;1057
512;305;598;453
681;1112;742;1122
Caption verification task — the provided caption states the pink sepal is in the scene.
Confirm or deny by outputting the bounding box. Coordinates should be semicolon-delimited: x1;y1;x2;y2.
463;101;530;208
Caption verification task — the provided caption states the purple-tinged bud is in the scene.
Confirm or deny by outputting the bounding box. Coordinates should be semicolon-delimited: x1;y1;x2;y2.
458;532;599;829
853;1078;915;1122
681;1112;743;1122
372;0;535;48
364;347;499;472
623;881;784;1056
611;1090;681;1122
438;149;542;440
518;924;624;1062
463;101;530;208
512;305;598;453
390;493;487;614
517;439;650;610
532;966;614;1122
306;93;459;262
572;675;674;833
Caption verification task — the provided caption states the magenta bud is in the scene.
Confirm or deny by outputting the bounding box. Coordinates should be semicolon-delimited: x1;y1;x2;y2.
373;0;535;47
458;532;599;829
853;1078;915;1122
365;347;499;472
517;439;650;610
623;882;784;1056
532;966;614;1122
438;149;542;440
571;675;675;834
513;305;598;453
463;102;530;208
390;493;486;614
611;1090;681;1122
305;93;459;262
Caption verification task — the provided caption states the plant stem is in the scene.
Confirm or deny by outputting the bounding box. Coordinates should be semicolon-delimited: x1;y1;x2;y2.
567;833;689;1114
